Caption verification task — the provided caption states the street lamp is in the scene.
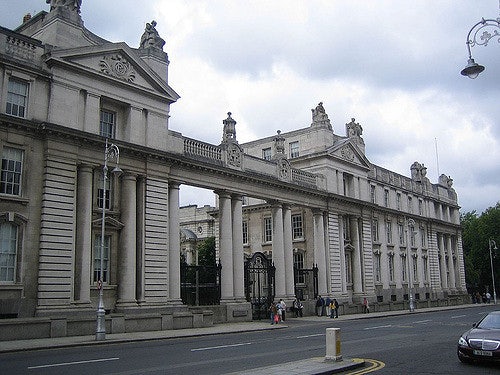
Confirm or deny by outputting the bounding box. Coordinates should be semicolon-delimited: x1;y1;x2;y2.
489;239;498;305
96;139;122;341
406;218;416;312
460;17;500;78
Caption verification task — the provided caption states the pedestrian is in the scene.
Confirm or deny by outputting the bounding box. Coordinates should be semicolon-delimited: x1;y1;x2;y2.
293;297;303;317
486;292;491;303
363;297;370;313
333;298;339;318
269;301;278;324
279;299;287;321
329;299;336;318
325;296;331;318
316;295;325;316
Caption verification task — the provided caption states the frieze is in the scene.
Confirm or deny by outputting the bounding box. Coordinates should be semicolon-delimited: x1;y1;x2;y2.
99;54;136;82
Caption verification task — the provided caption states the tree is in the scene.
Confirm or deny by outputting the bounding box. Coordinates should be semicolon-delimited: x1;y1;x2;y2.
461;202;500;296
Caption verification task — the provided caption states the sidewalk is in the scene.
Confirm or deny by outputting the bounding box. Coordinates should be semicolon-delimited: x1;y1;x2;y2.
0;304;487;374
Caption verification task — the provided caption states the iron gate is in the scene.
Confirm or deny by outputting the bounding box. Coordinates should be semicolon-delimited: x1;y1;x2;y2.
293;265;318;301
244;252;275;320
180;262;222;306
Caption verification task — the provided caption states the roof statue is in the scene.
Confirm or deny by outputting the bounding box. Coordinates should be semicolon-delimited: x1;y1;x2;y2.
46;0;82;13
273;130;286;159
311;102;333;130
222;112;237;143
140;20;166;51
410;161;428;183
345;118;365;150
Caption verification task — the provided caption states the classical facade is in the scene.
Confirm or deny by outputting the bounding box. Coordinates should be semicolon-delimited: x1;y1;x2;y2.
0;2;466;337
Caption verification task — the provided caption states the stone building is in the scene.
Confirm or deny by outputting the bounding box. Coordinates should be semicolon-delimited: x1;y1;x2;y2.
0;2;466;338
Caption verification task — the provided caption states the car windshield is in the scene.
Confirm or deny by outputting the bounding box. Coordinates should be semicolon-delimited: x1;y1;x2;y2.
477;314;500;329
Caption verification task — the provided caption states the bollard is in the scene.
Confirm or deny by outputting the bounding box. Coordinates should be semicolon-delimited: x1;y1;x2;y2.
325;327;342;361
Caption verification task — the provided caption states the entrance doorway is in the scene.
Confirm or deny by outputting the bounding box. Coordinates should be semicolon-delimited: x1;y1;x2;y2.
244;252;275;320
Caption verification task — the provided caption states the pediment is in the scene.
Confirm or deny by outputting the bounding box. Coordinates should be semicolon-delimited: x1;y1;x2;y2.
45;42;179;102
326;139;371;170
92;216;124;230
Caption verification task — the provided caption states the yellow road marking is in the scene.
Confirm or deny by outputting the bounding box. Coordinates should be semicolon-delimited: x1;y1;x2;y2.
346;358;385;374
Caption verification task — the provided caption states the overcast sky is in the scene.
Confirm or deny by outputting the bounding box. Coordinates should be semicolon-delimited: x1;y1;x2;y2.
2;1;499;214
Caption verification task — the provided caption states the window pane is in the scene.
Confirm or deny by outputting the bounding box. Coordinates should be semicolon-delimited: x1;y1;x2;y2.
100;110;115;139
6;79;28;118
1;147;23;196
0;222;18;282
94;235;110;283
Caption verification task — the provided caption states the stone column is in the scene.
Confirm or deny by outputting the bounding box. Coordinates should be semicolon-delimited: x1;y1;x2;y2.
314;210;328;296
75;164;93;304
447;235;456;289
231;194;245;300
282;205;295;298
136;176;146;303
438;234;448;290
218;192;234;300
117;173;137;307
272;202;286;297
350;217;363;294
168;182;181;302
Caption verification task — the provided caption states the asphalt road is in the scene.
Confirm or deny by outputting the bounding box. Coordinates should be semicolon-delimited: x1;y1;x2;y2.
1;304;499;374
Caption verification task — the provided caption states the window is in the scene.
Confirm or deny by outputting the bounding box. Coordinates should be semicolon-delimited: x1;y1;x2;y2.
97;173;112;209
100;109;116;139
291;214;303;239
262;148;272;161
388;253;395;282
345;250;353;284
372;219;379;242
374;253;381;283
0;222;17;282
423;256;428;281
384;190;389;207
396;193;401;210
93;235;110;283
293;251;305;284
410;225;416;247
386;221;393;243
1;147;23;196
289;141;299;158
401;255;407;281
370;185;376;203
398;224;405;245
263;217;272;242
407;196;413;213
6;78;28;118
418;199;423;215
342;215;351;241
412;256;418;282
242;221;248;244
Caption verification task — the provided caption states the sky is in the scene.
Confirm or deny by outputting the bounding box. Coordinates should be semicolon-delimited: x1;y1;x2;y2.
2;1;499;214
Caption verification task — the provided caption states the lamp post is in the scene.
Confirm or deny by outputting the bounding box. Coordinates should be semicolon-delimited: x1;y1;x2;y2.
489;239;498;305
406;218;416;312
96;139;122;341
460;17;500;78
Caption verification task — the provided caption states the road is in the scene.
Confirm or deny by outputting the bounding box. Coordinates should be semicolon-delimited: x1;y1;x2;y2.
0;304;498;374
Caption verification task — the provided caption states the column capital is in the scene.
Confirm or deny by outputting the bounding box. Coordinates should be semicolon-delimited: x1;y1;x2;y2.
215;190;232;199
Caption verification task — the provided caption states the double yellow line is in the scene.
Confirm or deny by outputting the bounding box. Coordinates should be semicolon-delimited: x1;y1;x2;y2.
347;358;385;374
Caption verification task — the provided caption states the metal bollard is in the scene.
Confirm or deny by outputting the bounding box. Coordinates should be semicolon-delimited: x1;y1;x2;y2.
325;327;342;361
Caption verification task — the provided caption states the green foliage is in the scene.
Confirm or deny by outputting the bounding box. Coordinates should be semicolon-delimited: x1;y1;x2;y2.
197;236;216;266
461;202;500;294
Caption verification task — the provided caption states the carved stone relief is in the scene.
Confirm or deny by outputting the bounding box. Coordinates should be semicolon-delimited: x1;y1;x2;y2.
99;54;136;82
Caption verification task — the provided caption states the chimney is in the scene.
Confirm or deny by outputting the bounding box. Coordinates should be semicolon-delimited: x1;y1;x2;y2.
23;13;32;23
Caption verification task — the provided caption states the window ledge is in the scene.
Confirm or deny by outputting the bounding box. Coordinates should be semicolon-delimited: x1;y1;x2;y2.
0;194;29;205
